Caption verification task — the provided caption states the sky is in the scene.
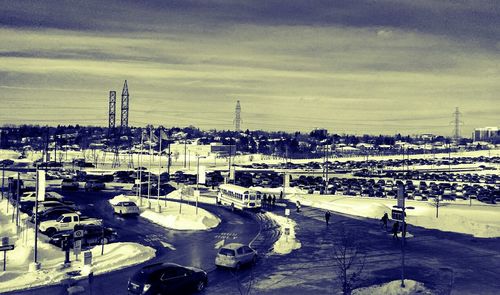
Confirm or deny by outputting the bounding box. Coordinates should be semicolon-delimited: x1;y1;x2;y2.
0;0;499;136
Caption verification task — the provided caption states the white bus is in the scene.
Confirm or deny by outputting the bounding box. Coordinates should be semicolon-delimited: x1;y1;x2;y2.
218;184;262;210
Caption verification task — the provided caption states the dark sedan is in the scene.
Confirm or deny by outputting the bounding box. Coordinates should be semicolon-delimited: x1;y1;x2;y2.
49;225;117;248
128;263;207;294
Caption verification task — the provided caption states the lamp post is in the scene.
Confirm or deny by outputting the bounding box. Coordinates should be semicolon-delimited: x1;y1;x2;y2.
196;156;206;215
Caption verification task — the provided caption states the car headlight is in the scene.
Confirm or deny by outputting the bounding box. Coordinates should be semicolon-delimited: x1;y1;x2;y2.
143;284;151;294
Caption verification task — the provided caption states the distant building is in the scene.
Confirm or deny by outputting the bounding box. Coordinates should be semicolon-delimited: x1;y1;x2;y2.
473;127;499;142
310;128;328;139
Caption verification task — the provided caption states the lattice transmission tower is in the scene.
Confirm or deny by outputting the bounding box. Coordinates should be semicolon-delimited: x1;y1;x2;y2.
234;100;241;131
108;91;116;131
451;107;463;142
120;80;129;131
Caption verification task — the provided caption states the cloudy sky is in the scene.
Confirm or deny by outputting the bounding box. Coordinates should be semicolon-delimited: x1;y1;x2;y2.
0;0;499;135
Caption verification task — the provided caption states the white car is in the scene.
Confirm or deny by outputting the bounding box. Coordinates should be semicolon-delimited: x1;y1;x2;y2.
113;201;140;215
215;243;257;270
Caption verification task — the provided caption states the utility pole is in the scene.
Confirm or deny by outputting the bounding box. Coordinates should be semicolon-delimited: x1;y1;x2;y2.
184;139;187;168
196;156;206;215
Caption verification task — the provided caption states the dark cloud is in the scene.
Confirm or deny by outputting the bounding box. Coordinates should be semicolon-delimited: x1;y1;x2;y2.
1;0;499;47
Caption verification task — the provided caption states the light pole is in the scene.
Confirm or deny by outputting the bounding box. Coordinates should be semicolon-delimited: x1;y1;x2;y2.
196;156;206;215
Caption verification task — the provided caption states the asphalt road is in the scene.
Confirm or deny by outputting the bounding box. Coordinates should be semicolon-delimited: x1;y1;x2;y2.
7;189;500;294
7;189;275;295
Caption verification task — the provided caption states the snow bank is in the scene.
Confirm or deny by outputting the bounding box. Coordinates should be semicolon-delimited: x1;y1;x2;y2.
0;242;155;293
109;193;221;231
353;280;432;295
287;194;500;238
0;199;156;293
265;212;301;255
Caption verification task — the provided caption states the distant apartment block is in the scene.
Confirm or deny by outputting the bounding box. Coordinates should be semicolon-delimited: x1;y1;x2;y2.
473;127;499;142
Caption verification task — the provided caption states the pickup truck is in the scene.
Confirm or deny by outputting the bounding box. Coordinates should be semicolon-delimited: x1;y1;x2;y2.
39;213;102;236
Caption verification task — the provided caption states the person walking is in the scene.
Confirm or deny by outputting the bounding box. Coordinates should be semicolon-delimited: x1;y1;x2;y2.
272;195;276;207
296;201;301;213
381;212;389;230
401;221;408;239
325;210;331;226
392;221;400;240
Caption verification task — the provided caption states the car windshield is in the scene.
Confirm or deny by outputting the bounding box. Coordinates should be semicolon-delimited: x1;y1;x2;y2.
219;248;235;256
123;202;136;207
56;215;65;222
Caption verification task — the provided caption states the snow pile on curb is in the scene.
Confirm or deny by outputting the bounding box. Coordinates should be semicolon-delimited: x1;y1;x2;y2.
265;212;301;254
109;193;221;231
287;194;500;238
0;199;156;293
353;280;433;295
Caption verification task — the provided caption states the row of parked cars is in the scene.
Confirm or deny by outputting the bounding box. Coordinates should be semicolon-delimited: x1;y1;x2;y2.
9;190;118;250
241;156;500;173
128;243;258;294
355;170;500;185
290;176;500;203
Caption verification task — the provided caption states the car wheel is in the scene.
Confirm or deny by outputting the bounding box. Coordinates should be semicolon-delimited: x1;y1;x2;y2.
46;228;57;237
196;280;206;292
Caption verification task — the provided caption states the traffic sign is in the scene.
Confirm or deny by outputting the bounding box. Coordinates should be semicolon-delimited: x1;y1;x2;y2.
74;240;82;256
84;251;92;266
74;230;84;239
391;209;405;222
0;245;14;251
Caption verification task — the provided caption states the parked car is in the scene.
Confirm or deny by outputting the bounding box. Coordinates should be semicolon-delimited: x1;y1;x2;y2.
61;178;79;191
112;201;140;215
34;200;76;214
128;262;208;295
49;225;117;248
30;206;78;223
39;212;102;236
84;180;105;191
215;243;257;270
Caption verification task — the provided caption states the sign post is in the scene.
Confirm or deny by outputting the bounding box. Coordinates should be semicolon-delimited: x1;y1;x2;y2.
397;184;406;288
84;251;92;266
1;237;15;271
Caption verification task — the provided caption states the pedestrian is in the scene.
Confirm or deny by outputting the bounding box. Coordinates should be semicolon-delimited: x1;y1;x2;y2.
325;210;331;226
262;194;267;207
401;222;407;239
268;195;272;208
381;212;389;230
392;221;400;240
272;195;276;207
296;201;301;213
280;191;283;200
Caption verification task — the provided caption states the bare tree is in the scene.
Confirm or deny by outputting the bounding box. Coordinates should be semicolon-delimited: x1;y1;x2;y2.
331;225;366;295
231;267;255;295
432;196;441;218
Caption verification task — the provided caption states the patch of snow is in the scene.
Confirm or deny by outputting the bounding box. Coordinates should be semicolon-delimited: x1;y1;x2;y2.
287;194;500;238
265;212;301;255
353;280;433;295
109;193;221;231
0;199;155;293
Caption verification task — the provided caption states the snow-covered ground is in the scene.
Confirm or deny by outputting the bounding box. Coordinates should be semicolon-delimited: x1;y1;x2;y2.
109;191;221;231
287;194;500;238
0;198;155;293
353;280;432;295
265;212;301;255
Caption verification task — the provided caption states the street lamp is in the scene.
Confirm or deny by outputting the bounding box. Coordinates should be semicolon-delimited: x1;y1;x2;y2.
196;156;207;215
